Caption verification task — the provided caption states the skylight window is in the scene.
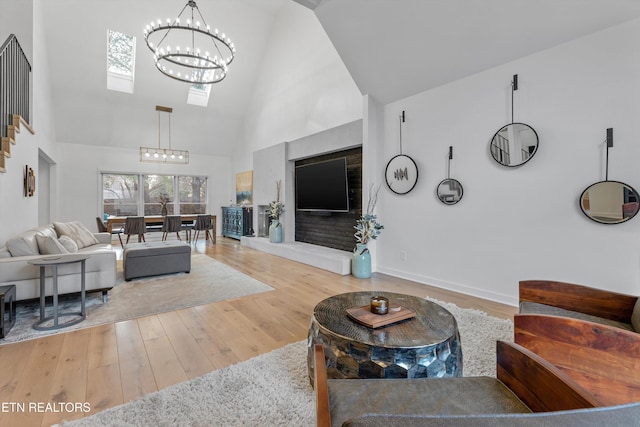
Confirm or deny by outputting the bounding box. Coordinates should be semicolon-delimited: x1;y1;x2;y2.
187;68;212;107
187;83;212;107
107;30;136;93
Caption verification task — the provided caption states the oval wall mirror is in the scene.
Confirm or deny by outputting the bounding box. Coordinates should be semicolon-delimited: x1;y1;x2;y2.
580;180;640;224
437;178;463;205
490;122;539;167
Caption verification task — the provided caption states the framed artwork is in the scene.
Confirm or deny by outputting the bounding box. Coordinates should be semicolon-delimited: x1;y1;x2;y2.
236;170;253;205
385;155;418;195
24;165;35;197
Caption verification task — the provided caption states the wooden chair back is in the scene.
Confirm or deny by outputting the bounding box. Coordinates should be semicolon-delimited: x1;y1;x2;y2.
519;280;637;322
495;340;599;411
515;314;640;406
314;344;331;427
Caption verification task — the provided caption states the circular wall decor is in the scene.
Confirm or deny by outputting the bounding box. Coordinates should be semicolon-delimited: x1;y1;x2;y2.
437;178;463;205
436;146;463;205
490;122;539;167
385;154;418;195
580;180;640;225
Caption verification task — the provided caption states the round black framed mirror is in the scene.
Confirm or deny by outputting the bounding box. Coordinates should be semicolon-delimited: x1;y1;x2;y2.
580;180;640;224
385;154;418;195
437;178;463;205
490;122;538;167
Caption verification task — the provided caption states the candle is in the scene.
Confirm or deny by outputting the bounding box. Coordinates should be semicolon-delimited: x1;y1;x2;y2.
370;296;389;315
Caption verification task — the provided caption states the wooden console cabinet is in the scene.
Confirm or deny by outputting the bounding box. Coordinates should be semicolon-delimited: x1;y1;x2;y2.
222;206;253;240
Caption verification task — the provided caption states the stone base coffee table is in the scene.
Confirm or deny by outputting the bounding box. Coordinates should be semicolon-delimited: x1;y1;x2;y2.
308;291;462;384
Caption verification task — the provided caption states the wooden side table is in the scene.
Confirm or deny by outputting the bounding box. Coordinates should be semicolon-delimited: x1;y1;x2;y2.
28;254;90;330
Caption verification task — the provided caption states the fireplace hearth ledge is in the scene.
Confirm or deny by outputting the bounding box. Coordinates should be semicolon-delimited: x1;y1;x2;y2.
240;237;351;275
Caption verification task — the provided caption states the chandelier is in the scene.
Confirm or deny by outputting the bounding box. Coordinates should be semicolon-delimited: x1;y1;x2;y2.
143;0;236;85
139;106;189;164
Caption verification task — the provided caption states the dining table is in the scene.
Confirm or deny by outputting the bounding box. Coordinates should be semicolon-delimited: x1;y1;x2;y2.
106;214;216;243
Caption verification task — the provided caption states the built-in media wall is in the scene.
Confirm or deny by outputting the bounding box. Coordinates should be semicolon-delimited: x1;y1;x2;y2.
295;147;362;251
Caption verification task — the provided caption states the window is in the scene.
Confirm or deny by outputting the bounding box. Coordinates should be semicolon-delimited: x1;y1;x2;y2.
101;173;207;217
107;30;136;93
187;66;213;106
179;176;208;214
144;175;175;215
102;174;139;216
187;84;212;107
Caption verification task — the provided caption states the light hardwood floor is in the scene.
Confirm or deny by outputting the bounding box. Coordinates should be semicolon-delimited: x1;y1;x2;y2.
0;237;518;427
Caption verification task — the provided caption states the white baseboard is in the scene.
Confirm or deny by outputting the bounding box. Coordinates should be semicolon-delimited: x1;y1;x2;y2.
377;264;518;307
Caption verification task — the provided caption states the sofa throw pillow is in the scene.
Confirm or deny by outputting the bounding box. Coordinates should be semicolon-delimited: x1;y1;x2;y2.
632;299;640;332
35;234;69;255
6;232;39;257
53;221;99;249
58;235;79;253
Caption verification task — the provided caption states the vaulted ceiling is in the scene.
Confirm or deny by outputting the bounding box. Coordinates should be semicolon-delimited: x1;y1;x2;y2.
41;0;640;156
40;0;289;157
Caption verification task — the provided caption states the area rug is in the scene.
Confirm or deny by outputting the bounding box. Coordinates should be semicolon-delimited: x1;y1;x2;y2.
57;301;513;426
1;254;274;345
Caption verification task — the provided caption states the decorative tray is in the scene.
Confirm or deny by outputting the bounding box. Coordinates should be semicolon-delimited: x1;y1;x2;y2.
346;304;416;328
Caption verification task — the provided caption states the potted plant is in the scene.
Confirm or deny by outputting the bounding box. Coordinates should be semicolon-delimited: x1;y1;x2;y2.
352;184;383;278
268;180;285;243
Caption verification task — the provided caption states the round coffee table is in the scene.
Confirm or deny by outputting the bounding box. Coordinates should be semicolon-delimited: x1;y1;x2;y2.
307;291;462;384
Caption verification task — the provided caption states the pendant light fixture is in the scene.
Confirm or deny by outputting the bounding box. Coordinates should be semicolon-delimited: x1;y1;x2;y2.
139;106;189;164
143;0;236;85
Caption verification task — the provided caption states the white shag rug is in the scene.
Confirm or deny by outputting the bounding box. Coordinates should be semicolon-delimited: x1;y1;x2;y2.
57;300;513;427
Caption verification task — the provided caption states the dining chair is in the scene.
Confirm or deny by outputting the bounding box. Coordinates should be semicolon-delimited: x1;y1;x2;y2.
192;214;213;243
161;215;186;241
95;217;108;233
119;216;146;246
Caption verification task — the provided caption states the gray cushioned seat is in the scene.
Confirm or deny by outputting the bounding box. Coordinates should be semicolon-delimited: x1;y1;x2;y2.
341;402;640;427
329;377;531;427
123;241;191;281
519;301;634;331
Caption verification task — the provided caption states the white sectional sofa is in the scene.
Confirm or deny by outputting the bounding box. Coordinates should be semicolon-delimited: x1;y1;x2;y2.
0;222;116;301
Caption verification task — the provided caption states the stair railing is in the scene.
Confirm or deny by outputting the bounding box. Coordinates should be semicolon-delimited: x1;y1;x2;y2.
1;34;31;138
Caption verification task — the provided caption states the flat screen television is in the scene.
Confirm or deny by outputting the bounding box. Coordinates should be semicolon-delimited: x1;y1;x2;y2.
296;158;349;212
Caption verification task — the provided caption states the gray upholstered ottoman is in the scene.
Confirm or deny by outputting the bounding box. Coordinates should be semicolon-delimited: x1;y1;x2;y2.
123;241;191;281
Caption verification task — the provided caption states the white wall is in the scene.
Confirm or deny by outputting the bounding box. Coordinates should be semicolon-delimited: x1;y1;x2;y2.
0;0;58;244
55;143;231;235
237;1;362;242
376;18;640;305
234;1;362;174
362;95;385;272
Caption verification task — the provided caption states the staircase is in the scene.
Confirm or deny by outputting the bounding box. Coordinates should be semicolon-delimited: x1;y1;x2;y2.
1;34;32;173
0;114;35;173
